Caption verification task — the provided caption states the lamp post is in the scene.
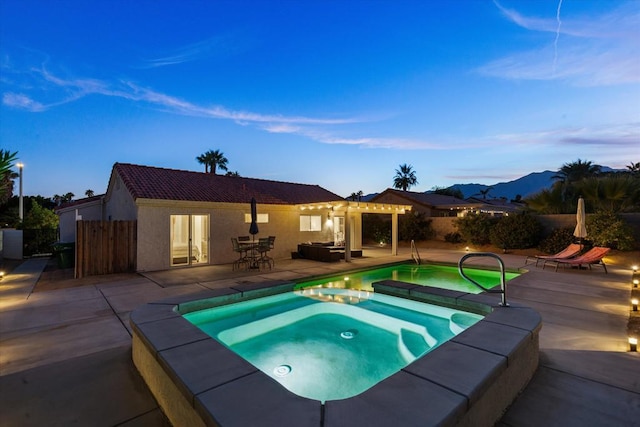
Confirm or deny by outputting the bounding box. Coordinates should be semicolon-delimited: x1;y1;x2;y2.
17;162;24;221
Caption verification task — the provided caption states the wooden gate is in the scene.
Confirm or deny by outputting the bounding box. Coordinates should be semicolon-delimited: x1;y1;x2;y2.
75;220;137;278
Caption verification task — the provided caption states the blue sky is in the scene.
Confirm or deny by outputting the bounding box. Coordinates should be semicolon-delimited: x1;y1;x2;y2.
1;0;638;199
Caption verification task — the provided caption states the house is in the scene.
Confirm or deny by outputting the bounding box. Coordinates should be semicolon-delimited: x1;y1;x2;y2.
57;163;411;272
370;188;482;217
464;196;525;216
56;195;104;242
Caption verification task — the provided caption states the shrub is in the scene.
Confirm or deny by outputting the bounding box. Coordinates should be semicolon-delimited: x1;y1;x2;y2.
399;212;435;241
489;213;543;251
444;232;463;244
586;211;636;250
363;214;391;244
538;227;575;254
455;214;495;245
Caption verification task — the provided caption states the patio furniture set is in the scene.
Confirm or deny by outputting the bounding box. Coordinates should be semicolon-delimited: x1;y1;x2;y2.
231;236;275;271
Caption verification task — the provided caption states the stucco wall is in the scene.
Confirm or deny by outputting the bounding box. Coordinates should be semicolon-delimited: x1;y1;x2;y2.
57;201;103;242
104;173;137;221
429;217;459;239
135;201;340;272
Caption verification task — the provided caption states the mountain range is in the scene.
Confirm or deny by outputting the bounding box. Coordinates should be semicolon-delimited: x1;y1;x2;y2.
449;170;556;200
360;166;620;201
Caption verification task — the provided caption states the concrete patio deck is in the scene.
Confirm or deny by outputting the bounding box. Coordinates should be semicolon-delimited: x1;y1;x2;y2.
1;247;638;426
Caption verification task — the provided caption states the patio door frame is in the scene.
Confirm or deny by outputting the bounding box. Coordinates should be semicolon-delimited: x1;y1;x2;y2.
170;214;209;267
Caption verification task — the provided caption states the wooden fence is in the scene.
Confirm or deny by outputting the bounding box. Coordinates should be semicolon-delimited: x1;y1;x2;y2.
76;220;137;278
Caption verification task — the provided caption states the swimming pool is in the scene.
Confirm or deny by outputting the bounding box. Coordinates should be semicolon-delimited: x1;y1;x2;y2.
296;263;519;293
184;288;483;402
131;267;541;426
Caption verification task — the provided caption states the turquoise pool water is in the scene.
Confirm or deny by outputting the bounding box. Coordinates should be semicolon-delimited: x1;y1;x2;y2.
184;288;483;402
297;263;519;293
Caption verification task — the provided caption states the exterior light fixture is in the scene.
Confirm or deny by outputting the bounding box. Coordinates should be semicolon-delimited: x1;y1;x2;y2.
465;246;470;252
632;298;639;311
629;337;638;352
634;279;639;288
0;271;4;281
633;265;639;273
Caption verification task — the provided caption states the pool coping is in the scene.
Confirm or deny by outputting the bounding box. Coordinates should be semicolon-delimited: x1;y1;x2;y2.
131;278;541;426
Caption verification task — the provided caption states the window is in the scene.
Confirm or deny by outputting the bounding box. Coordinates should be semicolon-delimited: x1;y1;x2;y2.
244;213;269;223
300;215;322;231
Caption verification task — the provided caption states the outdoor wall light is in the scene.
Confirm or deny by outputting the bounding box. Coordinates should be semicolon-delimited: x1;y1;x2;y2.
632;298;639;312
634;279;639;288
632;265;638;273
629;337;638;352
0;271;4;281
465;246;470;252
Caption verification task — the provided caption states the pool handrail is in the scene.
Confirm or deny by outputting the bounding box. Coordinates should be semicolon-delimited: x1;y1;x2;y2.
458;252;509;307
410;240;421;265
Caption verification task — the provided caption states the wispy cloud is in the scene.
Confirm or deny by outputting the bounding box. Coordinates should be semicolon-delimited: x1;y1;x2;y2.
491;122;640;147
2;92;45;111
138;34;248;68
481;1;640;85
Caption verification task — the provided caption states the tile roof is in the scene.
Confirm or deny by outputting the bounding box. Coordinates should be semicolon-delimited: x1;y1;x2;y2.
371;188;478;208
112;163;345;205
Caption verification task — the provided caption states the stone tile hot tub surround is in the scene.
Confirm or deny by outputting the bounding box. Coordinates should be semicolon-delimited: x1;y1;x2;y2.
130;279;541;426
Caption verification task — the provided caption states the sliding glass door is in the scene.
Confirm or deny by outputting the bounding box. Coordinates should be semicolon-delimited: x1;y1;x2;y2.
170;214;209;266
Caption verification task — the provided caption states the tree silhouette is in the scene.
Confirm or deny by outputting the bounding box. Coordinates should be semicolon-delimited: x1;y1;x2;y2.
196;149;229;174
348;190;364;201
393;164;418;191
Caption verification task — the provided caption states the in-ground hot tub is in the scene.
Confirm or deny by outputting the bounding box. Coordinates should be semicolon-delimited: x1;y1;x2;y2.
131;278;541;426
183;288;484;403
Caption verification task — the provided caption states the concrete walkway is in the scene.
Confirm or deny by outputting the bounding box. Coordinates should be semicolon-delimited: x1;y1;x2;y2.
0;249;638;426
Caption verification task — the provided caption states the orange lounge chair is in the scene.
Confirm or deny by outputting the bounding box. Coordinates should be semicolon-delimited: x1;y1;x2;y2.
525;243;582;267
543;246;611;273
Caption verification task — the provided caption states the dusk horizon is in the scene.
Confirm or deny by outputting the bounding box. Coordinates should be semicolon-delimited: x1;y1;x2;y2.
2;0;638;199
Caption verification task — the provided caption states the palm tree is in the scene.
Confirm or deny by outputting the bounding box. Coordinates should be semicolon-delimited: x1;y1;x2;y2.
348;190;364;201
552;159;601;184
627;162;640;176
393;164;418;191
552;159;601;203
196;149;229;174
196;152;211;173
0;149;18;204
477;187;493;200
85;189;95;197
577;175;640;213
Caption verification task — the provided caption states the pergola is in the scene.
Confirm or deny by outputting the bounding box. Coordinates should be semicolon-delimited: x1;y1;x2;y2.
295;200;413;261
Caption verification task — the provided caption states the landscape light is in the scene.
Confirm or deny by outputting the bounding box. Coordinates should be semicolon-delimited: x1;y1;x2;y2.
629;337;638;352
632;298;639;312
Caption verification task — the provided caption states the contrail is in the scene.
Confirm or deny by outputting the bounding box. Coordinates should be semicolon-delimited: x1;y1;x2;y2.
553;0;563;76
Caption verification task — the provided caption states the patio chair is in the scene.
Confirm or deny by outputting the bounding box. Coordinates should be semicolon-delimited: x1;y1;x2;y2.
542;246;611;273
257;237;274;270
525;243;582;267
231;238;249;271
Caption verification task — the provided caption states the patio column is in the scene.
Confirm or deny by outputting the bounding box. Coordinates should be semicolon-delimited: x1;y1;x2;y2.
391;212;398;256
344;210;351;262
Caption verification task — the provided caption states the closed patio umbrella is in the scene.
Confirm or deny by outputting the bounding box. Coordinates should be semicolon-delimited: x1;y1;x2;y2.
573;196;587;248
249;197;259;240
